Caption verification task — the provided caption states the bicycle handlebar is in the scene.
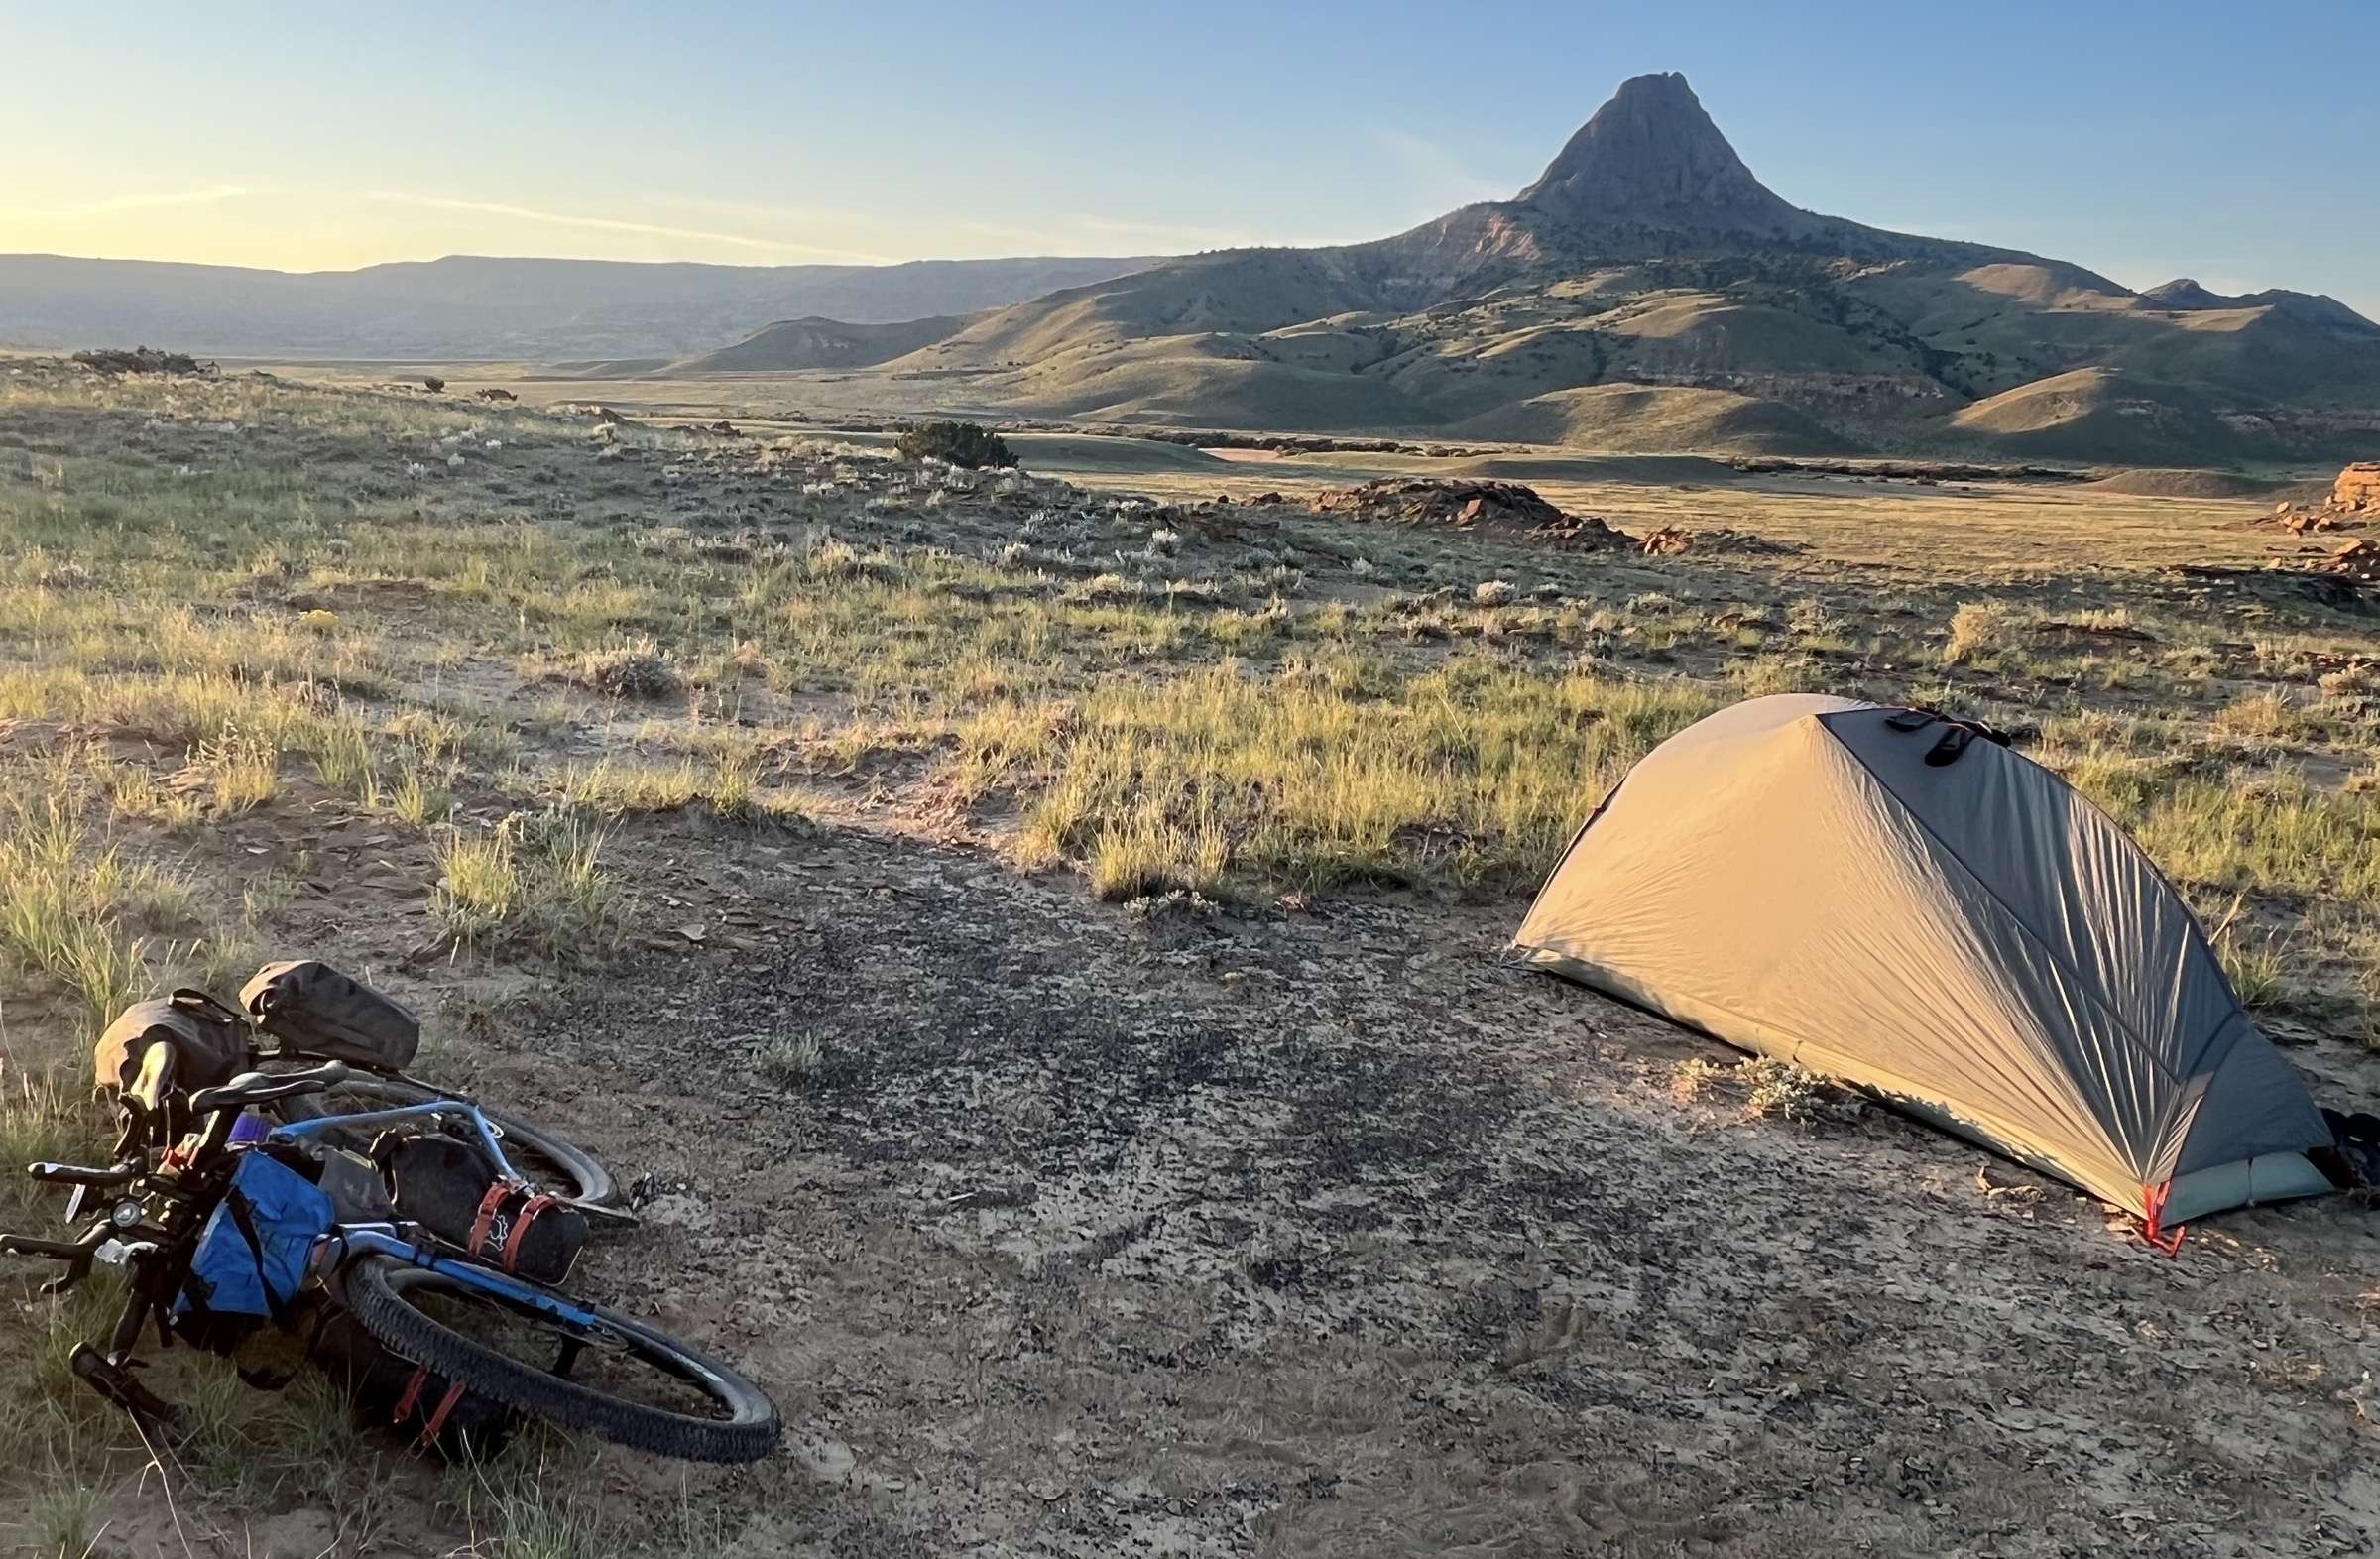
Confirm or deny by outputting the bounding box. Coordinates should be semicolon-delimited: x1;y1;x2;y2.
0;1230;98;1259
0;1222;110;1294
188;1059;350;1117
28;1160;142;1189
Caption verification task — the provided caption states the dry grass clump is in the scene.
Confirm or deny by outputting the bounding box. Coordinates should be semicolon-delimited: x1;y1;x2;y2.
537;640;681;700
1668;1054;1861;1125
0;790;198;1035
195;726;280;813
1669;1056;1730;1104
2210;689;2318;744
1740;1058;1859;1125
1003;657;1719;898
431;810;626;957
759;1028;828;1086
1943;600;2022;665
2216;927;2290;1009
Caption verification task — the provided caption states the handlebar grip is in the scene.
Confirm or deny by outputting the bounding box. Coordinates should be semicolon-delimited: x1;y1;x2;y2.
28;1161;141;1189
0;1231;95;1259
188;1059;351;1117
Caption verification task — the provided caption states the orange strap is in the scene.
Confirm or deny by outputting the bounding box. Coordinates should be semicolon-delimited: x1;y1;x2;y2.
2141;1181;2187;1258
500;1194;559;1274
466;1181;521;1259
394;1367;428;1424
417;1380;467;1448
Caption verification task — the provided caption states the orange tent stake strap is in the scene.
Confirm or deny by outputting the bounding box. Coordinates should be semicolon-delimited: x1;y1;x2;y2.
2141;1180;2187;1258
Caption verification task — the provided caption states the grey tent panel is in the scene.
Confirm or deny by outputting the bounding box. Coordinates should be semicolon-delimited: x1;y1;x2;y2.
1512;694;2331;1221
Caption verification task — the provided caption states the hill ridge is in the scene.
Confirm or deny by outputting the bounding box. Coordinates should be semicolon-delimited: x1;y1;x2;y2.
0;251;1162;358
858;73;2377;466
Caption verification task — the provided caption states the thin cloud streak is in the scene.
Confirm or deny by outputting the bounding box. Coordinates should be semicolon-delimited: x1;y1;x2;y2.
361;192;896;264
944;212;1370;258
0;185;255;220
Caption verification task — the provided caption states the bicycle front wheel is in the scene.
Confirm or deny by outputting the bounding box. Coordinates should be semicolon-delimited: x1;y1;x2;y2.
342;1255;780;1464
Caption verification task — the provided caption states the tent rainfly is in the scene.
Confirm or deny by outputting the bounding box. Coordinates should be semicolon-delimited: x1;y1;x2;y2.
1511;694;2335;1229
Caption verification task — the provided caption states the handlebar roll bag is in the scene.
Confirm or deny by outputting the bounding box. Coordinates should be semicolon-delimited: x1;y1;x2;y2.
93;991;245;1094
240;961;420;1070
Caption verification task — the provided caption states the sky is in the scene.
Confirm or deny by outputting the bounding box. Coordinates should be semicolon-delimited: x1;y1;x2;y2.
3;0;2375;316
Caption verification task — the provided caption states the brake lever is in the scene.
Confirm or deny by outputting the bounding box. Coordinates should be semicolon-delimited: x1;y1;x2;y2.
41;1259;92;1297
1;1221;113;1296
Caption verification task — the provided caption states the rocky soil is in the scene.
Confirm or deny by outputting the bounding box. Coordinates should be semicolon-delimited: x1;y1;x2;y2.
435;817;2380;1559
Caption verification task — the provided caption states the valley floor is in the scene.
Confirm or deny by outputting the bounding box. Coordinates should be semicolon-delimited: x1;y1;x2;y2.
0;363;2374;1557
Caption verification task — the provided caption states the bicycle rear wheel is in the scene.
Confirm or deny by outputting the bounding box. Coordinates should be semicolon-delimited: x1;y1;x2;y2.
262;1077;630;1224
342;1255;779;1464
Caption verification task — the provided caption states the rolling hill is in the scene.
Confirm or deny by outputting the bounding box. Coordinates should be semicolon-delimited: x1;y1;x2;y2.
839;73;2379;465
0;253;1159;360
14;73;2371;466
664;315;968;373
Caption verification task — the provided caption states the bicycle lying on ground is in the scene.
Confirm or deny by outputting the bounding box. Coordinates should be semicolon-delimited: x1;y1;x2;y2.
2;1047;779;1463
101;965;627;1217
4;971;785;1466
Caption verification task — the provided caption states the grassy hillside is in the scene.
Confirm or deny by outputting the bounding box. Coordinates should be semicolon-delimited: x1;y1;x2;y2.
669;314;965;373
1949;368;2250;464
996;342;1440;430
801;76;2379;467
1450;383;1850;454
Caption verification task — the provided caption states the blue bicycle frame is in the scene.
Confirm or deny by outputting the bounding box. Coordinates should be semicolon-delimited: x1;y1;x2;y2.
320;1225;602;1328
268;1105;600;1327
266;1101;524;1180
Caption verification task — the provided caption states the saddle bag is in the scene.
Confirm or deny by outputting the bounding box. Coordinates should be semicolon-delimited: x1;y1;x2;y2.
240;960;420;1070
376;1134;586;1285
93;989;246;1095
311;1305;517;1460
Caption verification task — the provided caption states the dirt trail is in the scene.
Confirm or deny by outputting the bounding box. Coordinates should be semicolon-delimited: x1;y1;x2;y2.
450;819;2380;1558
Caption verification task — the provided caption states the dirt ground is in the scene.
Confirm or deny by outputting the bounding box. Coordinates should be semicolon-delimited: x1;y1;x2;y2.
3;368;2376;1557
426;813;2380;1559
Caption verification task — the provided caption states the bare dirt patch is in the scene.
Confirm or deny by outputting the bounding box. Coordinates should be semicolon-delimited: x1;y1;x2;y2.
498;817;2380;1557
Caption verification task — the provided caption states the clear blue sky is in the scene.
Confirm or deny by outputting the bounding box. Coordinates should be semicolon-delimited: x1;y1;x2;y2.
4;0;2374;316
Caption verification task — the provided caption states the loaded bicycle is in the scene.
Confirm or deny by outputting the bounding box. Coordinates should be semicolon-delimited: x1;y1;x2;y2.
3;962;779;1464
100;961;625;1214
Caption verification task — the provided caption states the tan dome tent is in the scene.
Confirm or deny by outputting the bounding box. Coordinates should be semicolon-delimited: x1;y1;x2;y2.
1512;694;2333;1230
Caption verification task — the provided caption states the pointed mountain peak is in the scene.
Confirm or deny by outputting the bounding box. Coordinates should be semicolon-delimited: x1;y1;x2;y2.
1516;72;1803;230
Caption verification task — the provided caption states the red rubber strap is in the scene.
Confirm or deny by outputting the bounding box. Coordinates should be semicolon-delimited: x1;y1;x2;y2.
502;1195;559;1273
467;1181;519;1258
2142;1181;2187;1258
394;1367;428;1423
418;1380;467;1447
